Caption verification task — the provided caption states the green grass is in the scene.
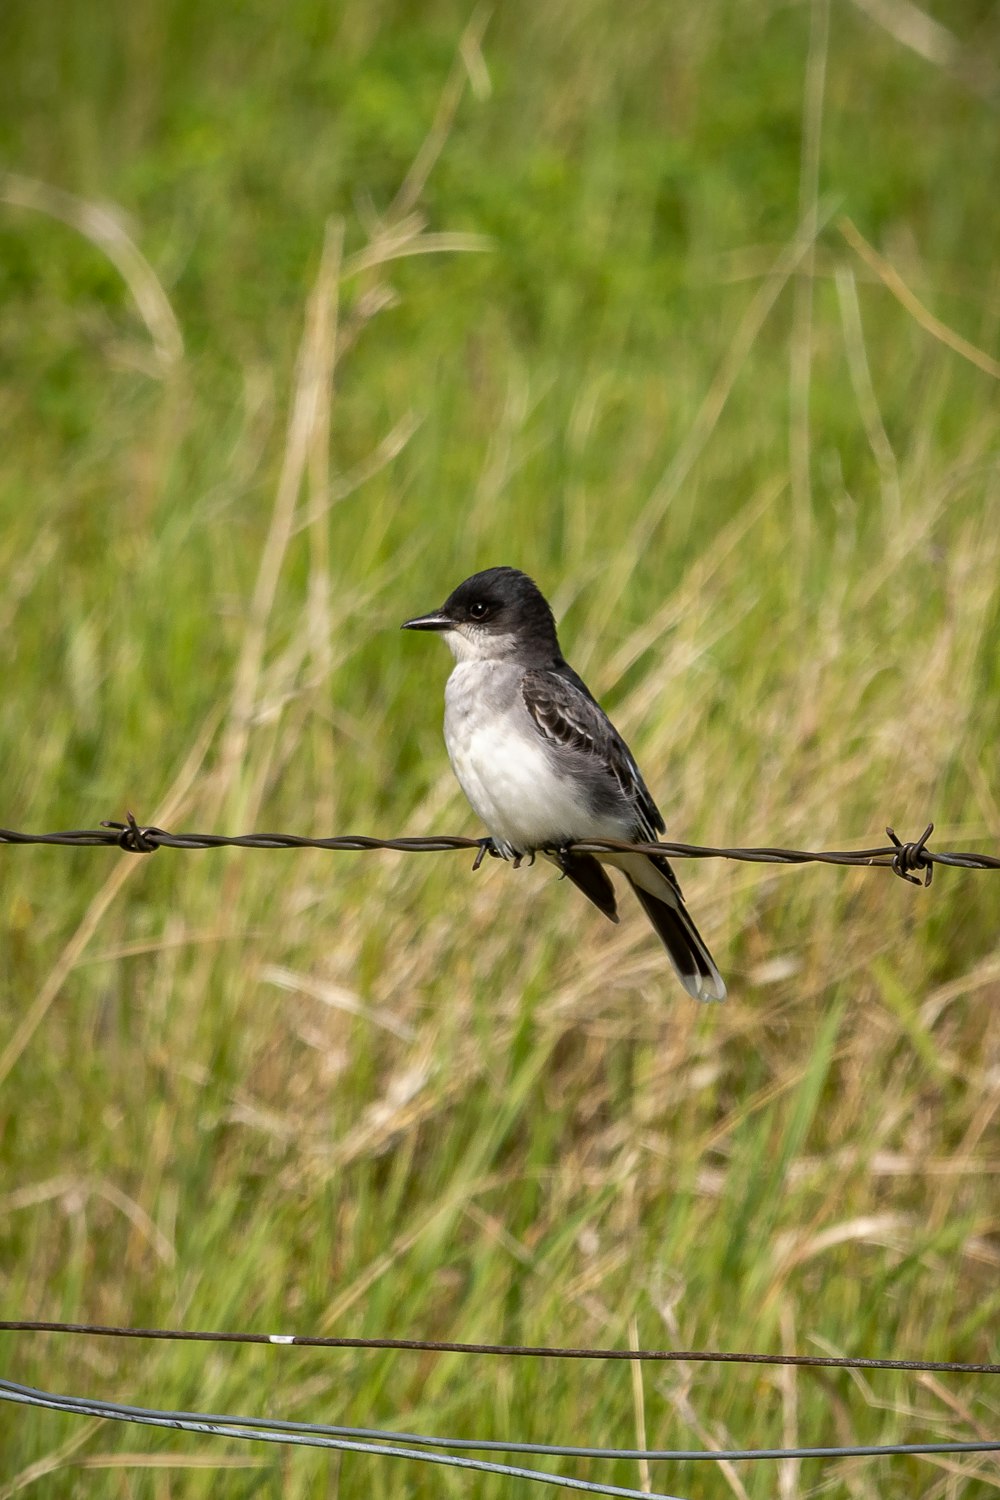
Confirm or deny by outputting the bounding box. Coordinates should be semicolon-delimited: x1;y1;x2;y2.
1;0;999;1495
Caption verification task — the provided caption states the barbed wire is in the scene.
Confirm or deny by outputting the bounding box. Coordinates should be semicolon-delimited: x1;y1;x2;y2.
2;1320;997;1374
2;1379;997;1497
2;814;999;884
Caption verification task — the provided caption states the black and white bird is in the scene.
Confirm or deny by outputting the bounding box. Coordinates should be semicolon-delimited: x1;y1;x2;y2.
402;566;726;1001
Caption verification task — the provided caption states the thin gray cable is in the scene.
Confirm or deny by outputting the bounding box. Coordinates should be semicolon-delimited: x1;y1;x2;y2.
2;1380;997;1465
0;1381;683;1500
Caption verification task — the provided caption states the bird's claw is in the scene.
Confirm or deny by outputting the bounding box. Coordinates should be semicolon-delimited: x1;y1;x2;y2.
472;838;535;870
545;842;575;878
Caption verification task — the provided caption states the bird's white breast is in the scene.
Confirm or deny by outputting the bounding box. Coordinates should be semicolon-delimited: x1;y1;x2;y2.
443;662;621;852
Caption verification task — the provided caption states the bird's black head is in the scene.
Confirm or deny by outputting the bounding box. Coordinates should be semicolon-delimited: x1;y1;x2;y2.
402;566;561;664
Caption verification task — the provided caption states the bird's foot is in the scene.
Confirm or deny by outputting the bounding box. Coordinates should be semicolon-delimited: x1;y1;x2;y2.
472;839;536;870
545;842;576;877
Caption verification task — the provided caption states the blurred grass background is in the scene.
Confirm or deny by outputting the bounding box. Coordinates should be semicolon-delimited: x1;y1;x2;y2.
1;0;999;1494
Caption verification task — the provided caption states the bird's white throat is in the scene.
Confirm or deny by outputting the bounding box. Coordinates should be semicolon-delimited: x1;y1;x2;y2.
443;626;521;664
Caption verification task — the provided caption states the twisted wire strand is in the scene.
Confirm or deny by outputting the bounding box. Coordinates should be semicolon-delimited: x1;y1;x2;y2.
2;1379;996;1473
0;1380;677;1500
2;816;997;883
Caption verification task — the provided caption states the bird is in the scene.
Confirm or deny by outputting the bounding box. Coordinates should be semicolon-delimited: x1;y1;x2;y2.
402;566;726;1001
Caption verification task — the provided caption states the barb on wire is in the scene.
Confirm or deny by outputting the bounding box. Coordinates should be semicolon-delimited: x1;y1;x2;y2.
2;1320;997;1375
1;814;998;880
886;822;935;886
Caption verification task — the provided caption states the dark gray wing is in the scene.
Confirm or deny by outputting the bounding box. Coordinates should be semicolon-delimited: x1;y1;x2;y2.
521;665;666;843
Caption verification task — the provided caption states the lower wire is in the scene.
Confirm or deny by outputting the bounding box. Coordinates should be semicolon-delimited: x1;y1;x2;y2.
2;1378;996;1466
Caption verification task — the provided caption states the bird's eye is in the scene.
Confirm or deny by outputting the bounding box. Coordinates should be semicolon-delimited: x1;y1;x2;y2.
468;600;491;621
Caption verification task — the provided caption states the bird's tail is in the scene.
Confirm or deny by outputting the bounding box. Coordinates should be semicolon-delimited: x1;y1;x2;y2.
607;851;726;1001
547;850;620;923
625;876;726;1001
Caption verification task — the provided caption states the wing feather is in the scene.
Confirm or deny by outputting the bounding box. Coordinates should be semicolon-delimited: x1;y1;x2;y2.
521;667;665;843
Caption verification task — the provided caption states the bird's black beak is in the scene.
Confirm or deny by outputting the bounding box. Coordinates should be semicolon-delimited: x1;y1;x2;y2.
401;609;452;632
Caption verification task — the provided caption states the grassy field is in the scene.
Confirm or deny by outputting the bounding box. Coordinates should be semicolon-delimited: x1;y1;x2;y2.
1;0;999;1494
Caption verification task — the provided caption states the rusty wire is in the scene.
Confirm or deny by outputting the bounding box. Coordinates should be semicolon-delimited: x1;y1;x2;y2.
1;814;998;885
